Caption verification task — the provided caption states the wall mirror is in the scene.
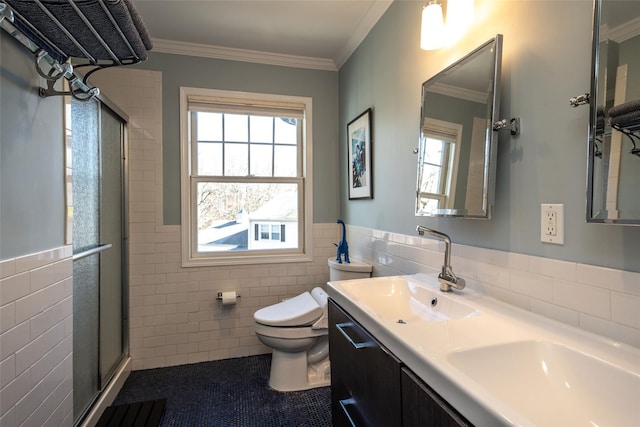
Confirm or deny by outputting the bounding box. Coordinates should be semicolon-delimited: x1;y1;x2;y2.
416;35;503;219
587;0;640;224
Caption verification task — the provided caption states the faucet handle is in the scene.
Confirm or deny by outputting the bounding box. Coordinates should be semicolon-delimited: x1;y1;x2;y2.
437;272;466;292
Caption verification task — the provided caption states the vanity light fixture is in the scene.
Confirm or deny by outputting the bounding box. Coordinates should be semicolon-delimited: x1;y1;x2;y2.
421;1;445;50
420;0;475;51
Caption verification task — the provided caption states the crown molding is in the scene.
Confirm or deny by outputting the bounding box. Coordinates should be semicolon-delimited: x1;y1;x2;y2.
151;38;338;71
334;0;394;68
600;16;640;43
148;0;393;71
428;82;487;104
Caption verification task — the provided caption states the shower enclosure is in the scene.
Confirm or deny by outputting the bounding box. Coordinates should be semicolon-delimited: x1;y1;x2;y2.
70;96;129;424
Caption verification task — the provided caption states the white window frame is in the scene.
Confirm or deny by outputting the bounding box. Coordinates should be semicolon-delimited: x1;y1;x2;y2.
418;118;462;211
180;87;313;267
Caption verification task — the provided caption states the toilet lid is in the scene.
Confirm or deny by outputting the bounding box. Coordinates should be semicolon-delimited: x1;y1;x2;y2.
254;291;323;327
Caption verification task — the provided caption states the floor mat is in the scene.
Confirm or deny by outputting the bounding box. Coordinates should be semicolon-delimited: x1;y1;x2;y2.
97;399;166;427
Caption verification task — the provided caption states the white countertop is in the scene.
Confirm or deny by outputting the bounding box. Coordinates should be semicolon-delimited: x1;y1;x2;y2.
327;273;640;427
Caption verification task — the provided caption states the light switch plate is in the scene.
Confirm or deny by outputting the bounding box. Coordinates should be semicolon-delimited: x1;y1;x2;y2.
541;204;564;244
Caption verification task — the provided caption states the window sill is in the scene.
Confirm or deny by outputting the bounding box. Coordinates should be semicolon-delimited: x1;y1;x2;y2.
181;251;314;267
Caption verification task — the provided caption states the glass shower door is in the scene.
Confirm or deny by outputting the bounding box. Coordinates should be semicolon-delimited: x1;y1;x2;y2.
99;106;125;385
72;98;126;423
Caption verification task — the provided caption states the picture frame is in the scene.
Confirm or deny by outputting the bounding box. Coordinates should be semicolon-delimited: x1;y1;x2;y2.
347;108;373;199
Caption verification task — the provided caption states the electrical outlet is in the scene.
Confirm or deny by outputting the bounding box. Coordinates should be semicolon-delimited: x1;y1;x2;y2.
541;204;564;244
545;210;557;236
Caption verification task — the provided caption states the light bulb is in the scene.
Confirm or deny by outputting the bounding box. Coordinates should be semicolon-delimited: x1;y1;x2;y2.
421;2;445;50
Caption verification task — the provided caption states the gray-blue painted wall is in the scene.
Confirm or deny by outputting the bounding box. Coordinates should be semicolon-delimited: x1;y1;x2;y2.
339;0;640;273
0;34;64;260
132;53;339;225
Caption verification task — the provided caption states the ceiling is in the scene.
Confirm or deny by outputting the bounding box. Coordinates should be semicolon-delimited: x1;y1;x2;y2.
131;0;394;71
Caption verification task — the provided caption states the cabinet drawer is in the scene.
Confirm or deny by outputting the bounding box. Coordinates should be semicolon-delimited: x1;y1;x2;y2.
329;299;402;427
401;367;472;427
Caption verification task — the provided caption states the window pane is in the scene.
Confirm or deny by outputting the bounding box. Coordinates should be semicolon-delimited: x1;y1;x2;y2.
197;142;223;175
274;145;297;177
424;138;444;164
196;182;298;252
224;114;248;142
197;112;222;141
250;144;273;176
225;143;248;176
271;224;280;241
419;197;440;212
421;164;442;194
250;116;273;143
72;99;100;254
260;224;269;240
274;118;297;145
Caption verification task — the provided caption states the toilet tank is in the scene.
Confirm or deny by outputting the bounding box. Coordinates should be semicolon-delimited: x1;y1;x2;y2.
328;258;372;281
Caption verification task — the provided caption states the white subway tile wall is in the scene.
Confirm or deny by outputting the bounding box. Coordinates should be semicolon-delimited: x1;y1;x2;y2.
346;225;640;349
126;223;336;370
91;68;638;373
0;247;74;427
90;69;340;370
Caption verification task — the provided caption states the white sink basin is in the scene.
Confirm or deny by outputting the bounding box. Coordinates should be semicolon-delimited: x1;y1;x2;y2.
447;340;640;426
334;276;480;323
327;273;640;426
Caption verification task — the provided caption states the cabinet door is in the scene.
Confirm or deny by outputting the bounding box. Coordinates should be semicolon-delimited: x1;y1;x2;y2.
329;300;402;427
401;368;472;427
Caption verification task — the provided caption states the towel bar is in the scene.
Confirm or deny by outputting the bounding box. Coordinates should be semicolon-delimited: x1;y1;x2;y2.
0;0;151;101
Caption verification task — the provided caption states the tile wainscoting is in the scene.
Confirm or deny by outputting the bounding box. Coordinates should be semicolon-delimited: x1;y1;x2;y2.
0;246;73;426
126;222;339;370
345;224;640;349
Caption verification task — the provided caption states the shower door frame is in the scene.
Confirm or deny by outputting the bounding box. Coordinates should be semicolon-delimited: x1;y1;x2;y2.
70;94;130;426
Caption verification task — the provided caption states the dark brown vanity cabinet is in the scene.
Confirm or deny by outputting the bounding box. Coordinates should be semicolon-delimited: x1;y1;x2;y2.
329;299;473;427
401;367;471;427
328;300;402;427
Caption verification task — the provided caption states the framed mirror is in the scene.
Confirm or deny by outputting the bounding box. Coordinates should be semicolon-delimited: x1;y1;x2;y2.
587;0;640;224
416;35;503;219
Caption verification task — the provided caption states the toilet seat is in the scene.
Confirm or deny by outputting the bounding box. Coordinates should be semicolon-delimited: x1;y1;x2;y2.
254;289;324;327
254;322;326;339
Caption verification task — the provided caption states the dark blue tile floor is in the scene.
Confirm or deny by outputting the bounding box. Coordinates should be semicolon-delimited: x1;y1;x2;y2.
113;354;332;427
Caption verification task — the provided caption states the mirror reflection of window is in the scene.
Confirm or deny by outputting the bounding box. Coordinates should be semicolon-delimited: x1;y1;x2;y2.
418;119;462;215
419;137;453;211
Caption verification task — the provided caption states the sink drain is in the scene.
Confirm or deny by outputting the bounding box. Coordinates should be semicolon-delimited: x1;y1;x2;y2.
431;297;438;307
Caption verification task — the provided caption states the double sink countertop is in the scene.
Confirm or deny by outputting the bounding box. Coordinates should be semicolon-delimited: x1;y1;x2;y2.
327;274;640;427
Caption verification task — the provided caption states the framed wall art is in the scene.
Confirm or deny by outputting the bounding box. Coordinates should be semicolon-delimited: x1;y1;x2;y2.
347;108;372;199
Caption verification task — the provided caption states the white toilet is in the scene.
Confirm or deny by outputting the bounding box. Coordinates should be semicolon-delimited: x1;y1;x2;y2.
253;258;372;391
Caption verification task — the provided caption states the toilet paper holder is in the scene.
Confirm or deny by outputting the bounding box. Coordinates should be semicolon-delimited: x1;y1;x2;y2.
216;291;241;301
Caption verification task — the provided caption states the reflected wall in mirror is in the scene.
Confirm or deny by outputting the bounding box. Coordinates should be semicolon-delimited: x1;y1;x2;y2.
416;35;503;219
588;0;640;224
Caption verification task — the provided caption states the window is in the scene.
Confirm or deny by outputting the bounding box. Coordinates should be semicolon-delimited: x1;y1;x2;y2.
417;119;462;214
180;88;313;266
255;223;284;242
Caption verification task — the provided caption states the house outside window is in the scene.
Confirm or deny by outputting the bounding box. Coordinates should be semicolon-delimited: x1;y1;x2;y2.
180;87;313;266
251;220;294;250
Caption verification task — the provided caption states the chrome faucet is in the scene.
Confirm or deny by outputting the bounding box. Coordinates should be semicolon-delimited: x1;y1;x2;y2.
416;226;466;292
